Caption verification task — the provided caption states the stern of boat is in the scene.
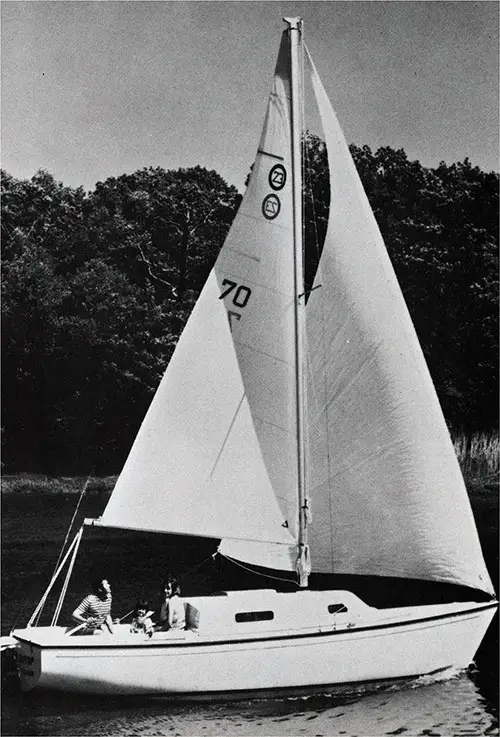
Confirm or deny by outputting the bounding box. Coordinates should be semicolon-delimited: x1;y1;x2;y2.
12;632;43;692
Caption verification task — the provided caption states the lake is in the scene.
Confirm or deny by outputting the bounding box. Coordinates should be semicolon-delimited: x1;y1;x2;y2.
1;490;498;736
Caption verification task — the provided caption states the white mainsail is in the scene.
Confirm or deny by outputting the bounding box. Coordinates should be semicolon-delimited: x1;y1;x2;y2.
100;33;298;551
303;48;493;595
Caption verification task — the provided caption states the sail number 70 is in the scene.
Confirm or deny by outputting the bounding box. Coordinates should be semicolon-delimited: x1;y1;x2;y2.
219;279;252;331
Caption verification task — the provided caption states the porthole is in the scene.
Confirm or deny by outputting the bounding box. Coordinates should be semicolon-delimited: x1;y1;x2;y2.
235;610;274;623
328;604;348;614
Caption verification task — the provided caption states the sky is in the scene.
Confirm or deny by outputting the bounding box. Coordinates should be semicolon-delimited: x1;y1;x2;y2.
2;1;499;193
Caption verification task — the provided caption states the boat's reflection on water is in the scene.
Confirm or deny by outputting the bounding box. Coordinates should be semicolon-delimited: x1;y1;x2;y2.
2;664;497;737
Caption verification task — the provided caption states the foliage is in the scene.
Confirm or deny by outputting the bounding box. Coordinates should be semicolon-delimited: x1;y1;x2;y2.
303;132;330;294
352;147;499;431
0;473;116;495
301;138;499;431
453;432;499;492
1;145;498;473
1;167;238;472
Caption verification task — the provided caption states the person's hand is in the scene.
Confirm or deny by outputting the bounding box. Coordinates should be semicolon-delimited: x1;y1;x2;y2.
113;618;121;624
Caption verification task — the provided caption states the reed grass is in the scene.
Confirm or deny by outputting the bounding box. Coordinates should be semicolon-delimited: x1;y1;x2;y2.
453;432;499;493
0;474;117;495
2;434;498;497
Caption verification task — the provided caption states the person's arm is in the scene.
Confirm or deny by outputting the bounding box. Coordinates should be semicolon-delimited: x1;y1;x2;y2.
72;600;91;625
104;613;114;634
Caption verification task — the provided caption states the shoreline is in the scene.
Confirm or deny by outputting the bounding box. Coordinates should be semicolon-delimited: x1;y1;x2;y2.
1;473;117;495
1;473;498;501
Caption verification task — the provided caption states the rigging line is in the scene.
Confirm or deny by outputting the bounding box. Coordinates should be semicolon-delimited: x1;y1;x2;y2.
33;472;91;628
51;522;84;626
117;610;134;623
178;555;218;584
8;477;94;632
52;471;93;577
29;527;84;627
217;552;301;588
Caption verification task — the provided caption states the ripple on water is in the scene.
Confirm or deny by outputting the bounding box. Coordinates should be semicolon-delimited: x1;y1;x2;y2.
2;671;498;736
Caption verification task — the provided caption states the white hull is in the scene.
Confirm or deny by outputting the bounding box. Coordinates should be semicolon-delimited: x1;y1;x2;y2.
12;590;496;697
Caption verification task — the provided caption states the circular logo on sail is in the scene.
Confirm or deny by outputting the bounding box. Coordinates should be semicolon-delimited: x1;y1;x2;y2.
262;194;281;220
269;164;287;191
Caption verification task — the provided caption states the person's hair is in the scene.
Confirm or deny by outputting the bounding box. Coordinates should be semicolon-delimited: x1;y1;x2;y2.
91;577;108;594
134;600;149;616
162;576;181;596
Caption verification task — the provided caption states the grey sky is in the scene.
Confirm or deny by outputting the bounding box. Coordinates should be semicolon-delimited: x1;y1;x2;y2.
2;1;498;192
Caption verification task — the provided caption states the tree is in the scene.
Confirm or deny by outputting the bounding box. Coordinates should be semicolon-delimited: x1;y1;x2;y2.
1;151;497;473
87;166;240;305
348;147;499;430
303;133;330;296
1;167;241;472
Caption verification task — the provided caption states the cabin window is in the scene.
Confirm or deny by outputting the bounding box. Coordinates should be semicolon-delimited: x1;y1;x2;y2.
235;610;274;623
328;604;348;614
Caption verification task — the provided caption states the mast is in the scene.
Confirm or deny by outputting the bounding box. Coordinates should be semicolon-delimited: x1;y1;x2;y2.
285;17;310;588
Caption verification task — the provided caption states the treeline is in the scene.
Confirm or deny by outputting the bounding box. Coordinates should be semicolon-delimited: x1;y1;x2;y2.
1;142;498;473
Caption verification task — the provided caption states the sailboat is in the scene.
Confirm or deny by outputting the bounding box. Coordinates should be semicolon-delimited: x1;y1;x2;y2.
9;18;496;697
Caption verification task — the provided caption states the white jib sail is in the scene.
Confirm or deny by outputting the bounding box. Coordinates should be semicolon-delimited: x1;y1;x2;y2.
100;33;298;553
304;47;493;595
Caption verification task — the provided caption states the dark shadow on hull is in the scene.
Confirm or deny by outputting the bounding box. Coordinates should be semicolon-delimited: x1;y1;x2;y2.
213;554;493;606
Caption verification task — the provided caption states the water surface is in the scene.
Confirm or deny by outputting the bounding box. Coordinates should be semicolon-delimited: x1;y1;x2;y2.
2;491;498;736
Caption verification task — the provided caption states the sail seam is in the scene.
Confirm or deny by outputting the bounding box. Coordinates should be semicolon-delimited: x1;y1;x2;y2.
325;440;409;484
220;276;294;301
209;393;245;479
236;210;292;232
226;247;261;263
321;346;381;414
233;340;294;368
257;148;285;161
256;417;292;434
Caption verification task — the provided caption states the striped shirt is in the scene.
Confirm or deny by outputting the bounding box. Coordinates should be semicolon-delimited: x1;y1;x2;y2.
74;593;112;630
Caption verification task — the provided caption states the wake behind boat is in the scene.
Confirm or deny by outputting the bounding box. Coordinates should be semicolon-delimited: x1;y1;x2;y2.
8;17;496;697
